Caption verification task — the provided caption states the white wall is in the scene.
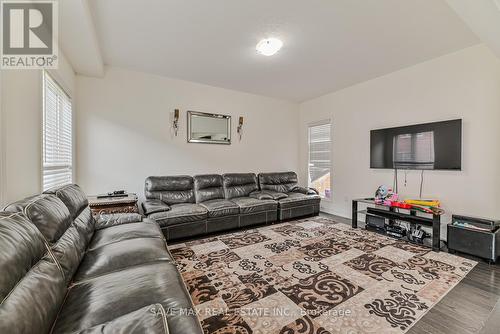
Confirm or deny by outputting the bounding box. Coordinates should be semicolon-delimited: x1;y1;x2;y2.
76;67;300;198
299;44;500;229
0;51;76;206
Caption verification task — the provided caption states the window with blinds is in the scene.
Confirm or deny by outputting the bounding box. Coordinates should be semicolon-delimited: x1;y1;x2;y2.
43;72;73;191
308;122;332;199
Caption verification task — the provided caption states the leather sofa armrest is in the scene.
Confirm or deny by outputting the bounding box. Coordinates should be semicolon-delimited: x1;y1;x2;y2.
291;186;319;195
77;304;169;334
309;187;319;195
249;191;273;200
249;190;287;200
262;190;288;200
95;213;143;230
142;199;171;216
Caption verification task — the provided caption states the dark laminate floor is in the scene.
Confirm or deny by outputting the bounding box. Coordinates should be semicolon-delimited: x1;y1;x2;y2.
320;212;500;334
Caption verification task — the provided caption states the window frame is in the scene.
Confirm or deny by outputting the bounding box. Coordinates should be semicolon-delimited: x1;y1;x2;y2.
307;119;332;201
42;70;74;191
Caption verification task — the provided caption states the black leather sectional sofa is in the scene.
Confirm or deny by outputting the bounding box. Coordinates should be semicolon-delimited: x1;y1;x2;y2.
143;171;321;240
0;184;202;334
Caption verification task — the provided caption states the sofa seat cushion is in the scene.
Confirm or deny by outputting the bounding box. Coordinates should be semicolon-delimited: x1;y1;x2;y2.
278;192;321;209
78;304;169;334
230;197;277;214
74;238;172;282
200;199;240;218
149;203;207;227
88;221;163;250
52;262;201;334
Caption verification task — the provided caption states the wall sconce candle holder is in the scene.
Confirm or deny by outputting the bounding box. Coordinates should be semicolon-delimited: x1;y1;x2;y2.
237;116;244;140
173;109;179;136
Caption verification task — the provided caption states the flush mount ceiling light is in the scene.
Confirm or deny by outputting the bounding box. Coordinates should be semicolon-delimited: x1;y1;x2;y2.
256;38;283;56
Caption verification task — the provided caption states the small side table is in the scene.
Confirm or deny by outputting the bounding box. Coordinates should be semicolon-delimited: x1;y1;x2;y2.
88;193;139;217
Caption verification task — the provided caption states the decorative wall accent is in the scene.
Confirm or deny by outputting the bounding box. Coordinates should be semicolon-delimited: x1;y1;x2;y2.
187;111;231;145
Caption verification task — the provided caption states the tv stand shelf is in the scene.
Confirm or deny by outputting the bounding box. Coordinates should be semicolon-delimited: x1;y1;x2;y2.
352;198;442;251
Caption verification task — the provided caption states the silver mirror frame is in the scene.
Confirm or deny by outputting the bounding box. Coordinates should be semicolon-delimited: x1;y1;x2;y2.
187;111;231;145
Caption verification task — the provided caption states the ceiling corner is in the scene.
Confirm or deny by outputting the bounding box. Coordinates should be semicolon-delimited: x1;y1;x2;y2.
445;0;500;59
60;0;105;77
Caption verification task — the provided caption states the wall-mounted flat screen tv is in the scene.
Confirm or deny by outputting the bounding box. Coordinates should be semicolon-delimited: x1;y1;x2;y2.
370;119;462;170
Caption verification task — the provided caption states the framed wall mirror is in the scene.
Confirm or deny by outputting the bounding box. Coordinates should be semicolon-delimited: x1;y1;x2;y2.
187;111;231;144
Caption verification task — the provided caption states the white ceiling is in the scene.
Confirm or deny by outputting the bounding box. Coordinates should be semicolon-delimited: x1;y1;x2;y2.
445;0;500;59
81;0;479;102
59;0;104;77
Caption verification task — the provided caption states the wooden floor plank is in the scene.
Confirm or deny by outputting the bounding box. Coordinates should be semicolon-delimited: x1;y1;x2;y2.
479;299;500;334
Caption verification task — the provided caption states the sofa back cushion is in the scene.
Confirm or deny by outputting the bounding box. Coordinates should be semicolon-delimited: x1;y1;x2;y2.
194;174;224;203
4;194;73;243
259;171;298;193
145;176;195;205
5;187;94;285
0;212;67;334
223;173;258;199
45;184;89;220
45;184;95;282
43;184;95;247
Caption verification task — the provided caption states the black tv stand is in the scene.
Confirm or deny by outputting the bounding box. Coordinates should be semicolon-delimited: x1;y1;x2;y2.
352;198;442;251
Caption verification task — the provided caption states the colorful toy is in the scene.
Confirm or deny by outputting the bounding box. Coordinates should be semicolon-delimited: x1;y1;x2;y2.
390;201;412;210
403;199;443;215
404;199;441;208
410;204;445;215
374;185;399;206
374;186;444;215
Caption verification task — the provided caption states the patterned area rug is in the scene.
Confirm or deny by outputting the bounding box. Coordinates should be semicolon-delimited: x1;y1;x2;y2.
168;217;476;334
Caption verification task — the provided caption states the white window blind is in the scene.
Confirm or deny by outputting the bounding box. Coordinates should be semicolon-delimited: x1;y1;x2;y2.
43;72;72;191
308;122;332;199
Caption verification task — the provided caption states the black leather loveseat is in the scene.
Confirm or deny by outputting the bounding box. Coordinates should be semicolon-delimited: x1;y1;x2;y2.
0;184;202;334
258;171;321;220
143;171;320;240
